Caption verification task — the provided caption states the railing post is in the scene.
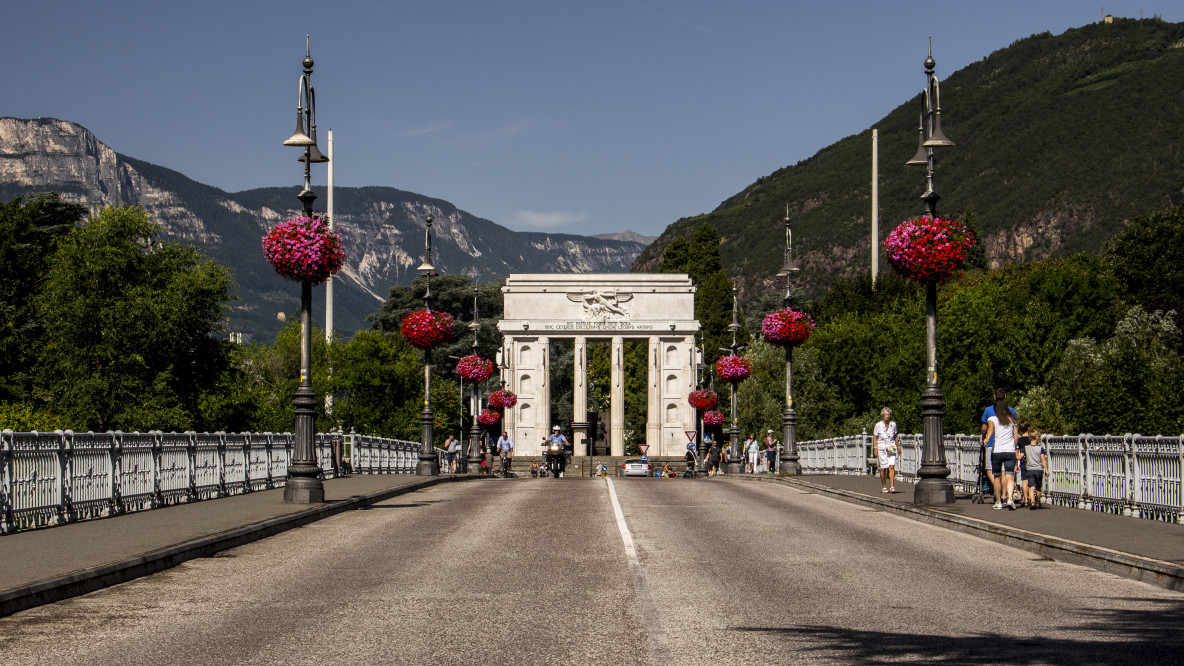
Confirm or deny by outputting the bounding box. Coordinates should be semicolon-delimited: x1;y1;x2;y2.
1;429;12;534
1081;434;1092;510
58;429;72;526
216;431;227;498
1127;433;1140;519
151;430;163;508
1177;435;1184;525
186;431;197;502
111;430;123;516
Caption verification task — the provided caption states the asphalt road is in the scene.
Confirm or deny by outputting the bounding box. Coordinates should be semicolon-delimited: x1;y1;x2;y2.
1;477;1181;665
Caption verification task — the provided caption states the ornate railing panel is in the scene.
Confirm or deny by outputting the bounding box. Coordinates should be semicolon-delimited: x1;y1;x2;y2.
798;432;1184;523
1;429;420;535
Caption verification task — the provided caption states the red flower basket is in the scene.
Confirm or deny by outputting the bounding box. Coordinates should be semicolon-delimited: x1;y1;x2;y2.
762;308;814;347
487;389;517;409
456;354;495;382
716;355;751;382
688;389;718;411
703;410;726;427
883;217;977;283
477;409;502;427
400;309;454;349
262;215;346;285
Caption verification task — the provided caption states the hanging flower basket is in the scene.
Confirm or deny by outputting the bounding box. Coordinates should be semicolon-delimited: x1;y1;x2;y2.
400;309;454;349
487;389;518;409
456;354;495;382
261;215;346;285
883;216;977;283
688;389;718;411
477;408;502;428
703;410;726;427
762;308;815;348
716;355;752;382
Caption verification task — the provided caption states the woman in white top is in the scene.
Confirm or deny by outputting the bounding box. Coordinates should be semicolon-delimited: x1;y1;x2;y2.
983;394;1019;510
874;408;900;493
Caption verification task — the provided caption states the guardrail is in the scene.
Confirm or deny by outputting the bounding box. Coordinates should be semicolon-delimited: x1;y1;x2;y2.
1;429;422;534
798;432;1184;524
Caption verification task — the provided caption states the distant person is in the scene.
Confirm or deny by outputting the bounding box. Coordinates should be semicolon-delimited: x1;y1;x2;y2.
684;443;697;476
529;460;540;478
1020;425;1048;510
981;388;1019;504
745;433;759;474
496;430;514;475
706;440;723;477
764;430;779;474
874;408;900;493
445;434;461;473
662;462;675;478
983;391;1019;510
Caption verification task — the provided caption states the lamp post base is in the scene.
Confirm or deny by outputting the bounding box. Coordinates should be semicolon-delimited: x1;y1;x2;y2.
283;475;325;503
913;477;955;504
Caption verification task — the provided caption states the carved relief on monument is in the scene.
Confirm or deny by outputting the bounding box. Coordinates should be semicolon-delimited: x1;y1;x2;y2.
567;289;633;322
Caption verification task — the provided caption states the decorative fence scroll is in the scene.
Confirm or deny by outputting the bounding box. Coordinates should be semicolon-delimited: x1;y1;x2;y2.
797;432;1184;524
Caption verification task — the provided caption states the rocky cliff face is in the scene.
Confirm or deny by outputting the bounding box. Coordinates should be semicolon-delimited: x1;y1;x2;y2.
0;117;646;339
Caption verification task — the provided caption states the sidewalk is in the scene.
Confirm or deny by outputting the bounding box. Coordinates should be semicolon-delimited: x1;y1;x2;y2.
0;473;482;617
730;473;1184;591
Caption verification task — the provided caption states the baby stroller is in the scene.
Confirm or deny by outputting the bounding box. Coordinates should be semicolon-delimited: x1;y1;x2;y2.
971;444;993;504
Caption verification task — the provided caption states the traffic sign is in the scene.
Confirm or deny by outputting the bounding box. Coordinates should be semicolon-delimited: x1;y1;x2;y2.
639;444;650;455
685;430;697;443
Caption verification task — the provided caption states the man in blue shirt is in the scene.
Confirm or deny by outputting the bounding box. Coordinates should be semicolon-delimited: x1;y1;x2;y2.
545;426;568;477
496;431;514;476
981;388;1018;495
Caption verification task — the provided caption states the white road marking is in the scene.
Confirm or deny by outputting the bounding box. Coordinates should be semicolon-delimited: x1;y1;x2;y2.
605;476;670;662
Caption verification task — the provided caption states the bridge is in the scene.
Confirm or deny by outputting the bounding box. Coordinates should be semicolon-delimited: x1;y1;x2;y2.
1;430;1182;664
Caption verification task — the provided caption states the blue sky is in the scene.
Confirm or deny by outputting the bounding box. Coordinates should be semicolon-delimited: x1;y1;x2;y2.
6;1;1182;236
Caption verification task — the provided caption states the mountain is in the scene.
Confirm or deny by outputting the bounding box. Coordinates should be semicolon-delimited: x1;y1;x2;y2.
593;230;658;244
0;117;646;341
633;17;1184;301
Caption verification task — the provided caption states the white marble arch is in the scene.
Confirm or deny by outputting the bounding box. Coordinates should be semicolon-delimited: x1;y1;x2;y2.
497;274;701;458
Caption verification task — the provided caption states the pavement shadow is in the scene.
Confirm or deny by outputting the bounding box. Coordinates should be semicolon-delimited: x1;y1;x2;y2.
359;500;445;509
733;597;1184;665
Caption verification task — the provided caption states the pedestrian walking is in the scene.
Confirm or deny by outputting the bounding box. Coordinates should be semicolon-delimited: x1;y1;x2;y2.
764;430;778;474
706;440;723;477
445;435;461;473
874;408;900;493
984;392;1019;510
1019;424;1048;509
981;388;1019;505
745;433;759;474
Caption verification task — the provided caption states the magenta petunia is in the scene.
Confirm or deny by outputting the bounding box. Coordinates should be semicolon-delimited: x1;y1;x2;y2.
487;389;517;409
400;309;454;349
456;354;495;382
883;217;976;283
715;355;752;382
688;389;718;411
702;410;726;427
261;214;346;285
761;308;814;347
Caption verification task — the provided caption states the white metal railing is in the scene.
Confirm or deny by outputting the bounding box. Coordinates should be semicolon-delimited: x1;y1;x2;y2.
798;432;1184;524
1;429;421;534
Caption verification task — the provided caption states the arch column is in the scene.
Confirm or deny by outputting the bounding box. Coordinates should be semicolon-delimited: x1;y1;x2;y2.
610;335;625;456
646;336;660;450
572;336;589;456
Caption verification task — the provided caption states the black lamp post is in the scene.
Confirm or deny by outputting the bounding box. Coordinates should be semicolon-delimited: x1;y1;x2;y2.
467;283;485;474
907;37;955;505
777;207;802;476
417;216;440;475
281;36;328;503
695;333;708;460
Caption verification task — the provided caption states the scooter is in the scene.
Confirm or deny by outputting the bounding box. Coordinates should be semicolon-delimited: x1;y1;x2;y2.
544;439;566;478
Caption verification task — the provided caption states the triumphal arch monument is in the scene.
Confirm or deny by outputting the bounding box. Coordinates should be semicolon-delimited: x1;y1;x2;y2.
497;274;700;458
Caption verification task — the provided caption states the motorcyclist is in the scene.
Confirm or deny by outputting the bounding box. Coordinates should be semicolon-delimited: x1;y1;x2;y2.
544;425;569;477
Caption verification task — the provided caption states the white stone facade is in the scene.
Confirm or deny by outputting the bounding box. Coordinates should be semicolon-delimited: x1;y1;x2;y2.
497;274;700;458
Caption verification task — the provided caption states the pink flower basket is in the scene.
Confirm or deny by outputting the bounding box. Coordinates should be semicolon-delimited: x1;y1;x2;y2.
688;389;718;411
400;309;454;349
456;354;495;382
883;217;977;283
703;410;726;427
262;215;346;285
487;389;518;409
762;308;815;347
477;409;502;427
716;355;751;382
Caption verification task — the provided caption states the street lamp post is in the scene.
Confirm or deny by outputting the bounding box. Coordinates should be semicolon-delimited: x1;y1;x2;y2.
907;37;955;505
417;216;440;476
467;284;485;474
281;36;328;503
724;282;745;475
694;334;708;460
778;207;802;476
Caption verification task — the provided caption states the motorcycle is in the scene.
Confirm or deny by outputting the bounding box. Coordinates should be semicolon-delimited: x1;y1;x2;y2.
544;439;566;478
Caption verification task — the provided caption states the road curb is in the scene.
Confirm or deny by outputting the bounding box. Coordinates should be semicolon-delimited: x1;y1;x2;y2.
0;475;481;618
730;474;1184;592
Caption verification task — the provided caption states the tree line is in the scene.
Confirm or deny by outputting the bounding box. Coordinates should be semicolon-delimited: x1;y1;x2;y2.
2;192;1181;441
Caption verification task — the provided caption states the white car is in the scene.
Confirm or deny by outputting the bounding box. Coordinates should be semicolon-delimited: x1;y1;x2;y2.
620;458;652;477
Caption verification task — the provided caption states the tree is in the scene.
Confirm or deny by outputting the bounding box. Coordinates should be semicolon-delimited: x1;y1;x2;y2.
1105;204;1184;341
659;224;749;365
34;206;233;431
0;193;87;402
